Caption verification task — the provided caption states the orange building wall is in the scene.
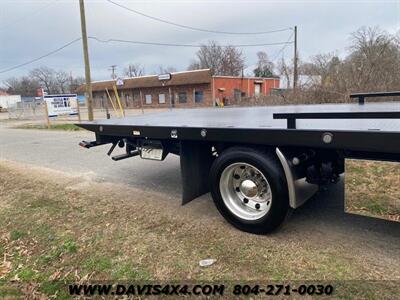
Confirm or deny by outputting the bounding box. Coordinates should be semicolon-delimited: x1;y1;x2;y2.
212;76;280;105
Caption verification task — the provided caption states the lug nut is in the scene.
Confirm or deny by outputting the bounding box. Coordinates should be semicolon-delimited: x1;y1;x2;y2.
243;198;249;204
255;203;260;209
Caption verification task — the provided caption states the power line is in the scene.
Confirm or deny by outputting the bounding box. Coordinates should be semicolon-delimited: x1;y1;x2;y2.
241;32;295;75
244;32;295;71
0;0;59;32
0;38;81;74
0;35;293;75
270;31;294;62
105;0;292;35
89;36;294;48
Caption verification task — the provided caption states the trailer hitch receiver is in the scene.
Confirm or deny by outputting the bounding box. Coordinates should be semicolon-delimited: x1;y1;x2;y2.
79;140;100;149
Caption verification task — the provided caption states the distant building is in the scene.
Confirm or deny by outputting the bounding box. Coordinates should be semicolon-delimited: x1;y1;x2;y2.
0;90;9;96
212;75;280;105
279;74;322;89
76;69;280;108
0;94;21;109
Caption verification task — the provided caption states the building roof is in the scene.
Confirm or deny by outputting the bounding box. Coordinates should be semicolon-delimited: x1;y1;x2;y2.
213;75;280;80
76;69;212;93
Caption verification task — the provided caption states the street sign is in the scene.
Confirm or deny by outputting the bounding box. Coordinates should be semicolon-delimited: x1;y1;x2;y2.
44;94;78;117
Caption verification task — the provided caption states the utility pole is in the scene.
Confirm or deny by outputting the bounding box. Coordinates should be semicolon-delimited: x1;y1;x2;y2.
109;65;117;79
293;25;298;92
79;0;93;121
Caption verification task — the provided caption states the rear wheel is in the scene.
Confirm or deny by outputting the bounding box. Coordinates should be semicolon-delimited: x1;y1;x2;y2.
210;147;289;234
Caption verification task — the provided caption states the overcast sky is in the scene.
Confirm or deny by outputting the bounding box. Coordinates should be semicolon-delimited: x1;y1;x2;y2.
0;0;399;85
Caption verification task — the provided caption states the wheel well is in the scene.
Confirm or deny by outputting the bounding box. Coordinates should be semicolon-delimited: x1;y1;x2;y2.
214;144;343;208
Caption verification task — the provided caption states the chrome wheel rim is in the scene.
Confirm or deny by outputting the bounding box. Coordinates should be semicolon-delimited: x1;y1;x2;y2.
219;162;272;221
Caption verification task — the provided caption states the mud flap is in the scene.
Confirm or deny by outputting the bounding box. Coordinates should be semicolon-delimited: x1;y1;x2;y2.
180;141;214;205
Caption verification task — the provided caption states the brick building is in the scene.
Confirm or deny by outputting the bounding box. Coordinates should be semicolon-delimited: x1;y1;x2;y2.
212;75;280;105
76;69;279;108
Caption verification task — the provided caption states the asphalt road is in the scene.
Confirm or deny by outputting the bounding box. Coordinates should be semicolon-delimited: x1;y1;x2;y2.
0;126;182;198
1;126;399;249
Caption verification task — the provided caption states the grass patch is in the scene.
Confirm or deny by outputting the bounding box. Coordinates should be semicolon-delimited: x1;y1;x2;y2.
82;256;113;273
111;263;152;280
10;230;25;241
0;284;22;298
15;123;81;131
40;281;70;299
346;159;400;221
17;268;36;281
62;239;78;254
0;161;398;299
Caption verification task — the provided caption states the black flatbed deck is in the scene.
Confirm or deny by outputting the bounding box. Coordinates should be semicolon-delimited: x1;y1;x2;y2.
78;102;400;156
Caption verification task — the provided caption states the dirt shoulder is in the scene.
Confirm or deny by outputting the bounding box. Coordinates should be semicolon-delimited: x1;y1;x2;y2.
0;160;399;299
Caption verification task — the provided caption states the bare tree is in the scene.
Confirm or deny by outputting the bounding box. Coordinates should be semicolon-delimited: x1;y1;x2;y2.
346;26;400;92
277;58;292;89
69;76;85;93
29;66;56;93
188;40;245;76
253;51;274;77
187;59;201;71
302;26;400;100
124;63;145;77
220;45;245;76
4;77;40;96
55;71;70;93
278;26;400;104
157;65;176;74
28;66;82;94
303;53;343;89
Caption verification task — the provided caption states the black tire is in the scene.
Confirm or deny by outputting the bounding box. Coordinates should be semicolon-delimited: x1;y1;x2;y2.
209;147;289;234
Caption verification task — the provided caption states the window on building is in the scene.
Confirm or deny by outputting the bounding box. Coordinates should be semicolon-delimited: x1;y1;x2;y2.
178;92;187;103
145;94;152;104
194;91;203;103
158;93;166;104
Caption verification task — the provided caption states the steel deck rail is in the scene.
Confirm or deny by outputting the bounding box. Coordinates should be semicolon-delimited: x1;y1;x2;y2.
350;91;400;104
273;111;400;129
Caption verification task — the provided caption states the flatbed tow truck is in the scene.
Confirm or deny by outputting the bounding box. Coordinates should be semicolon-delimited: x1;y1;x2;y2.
77;91;400;234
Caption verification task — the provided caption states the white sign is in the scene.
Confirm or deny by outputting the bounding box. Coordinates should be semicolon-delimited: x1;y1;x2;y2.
158;73;171;81
44;94;78;117
116;78;124;86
